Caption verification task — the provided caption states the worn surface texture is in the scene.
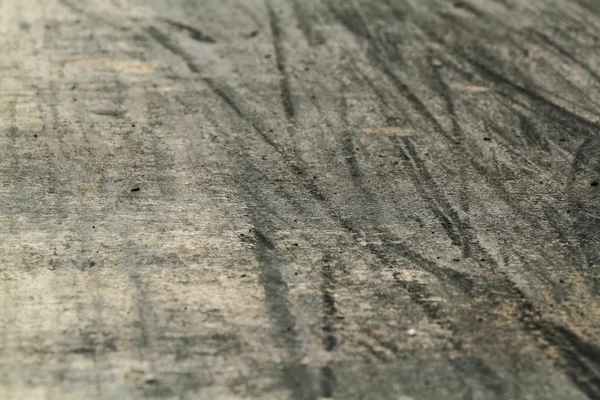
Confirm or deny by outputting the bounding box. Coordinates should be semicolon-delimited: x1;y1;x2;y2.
1;0;600;399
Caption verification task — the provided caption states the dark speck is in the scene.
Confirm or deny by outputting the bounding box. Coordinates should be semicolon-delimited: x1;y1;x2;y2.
131;187;140;192
264;54;272;59
240;274;247;278
591;181;599;187
483;137;491;141
453;258;460;262
34;134;38;138
247;30;259;38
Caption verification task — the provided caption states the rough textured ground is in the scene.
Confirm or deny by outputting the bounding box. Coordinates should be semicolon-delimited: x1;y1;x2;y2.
1;0;600;399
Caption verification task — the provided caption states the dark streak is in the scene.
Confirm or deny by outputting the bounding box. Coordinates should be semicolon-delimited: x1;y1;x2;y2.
321;263;338;352
320;365;335;398
145;26;201;73
57;0;127;31
452;1;485;18
396;138;472;257
290;0;326;46
328;3;453;142
519;302;600;400
145;9;600;397
248;225;317;400
320;262;337;398
533;31;600;85
463;56;600;136
267;3;295;120
93;109;124;117
161;18;216;43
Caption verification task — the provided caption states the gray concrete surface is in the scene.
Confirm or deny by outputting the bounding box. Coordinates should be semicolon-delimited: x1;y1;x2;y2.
1;0;600;399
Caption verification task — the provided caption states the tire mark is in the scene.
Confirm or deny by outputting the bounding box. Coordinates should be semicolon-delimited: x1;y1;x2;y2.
289;0;326;46
327;4;600;395
327;1;457;144
411;21;600;137
248;226;318;400
143;25;324;203
197;61;480;392
57;0;127;31
320;365;335;399
233;0;264;30
320;260;337;398
144;22;600;397
161;18;216;43
146;25;287;157
451;1;485;18
145;26;201;73
532;31;600;85
396;137;474;257
267;2;295;120
457;55;600;136
336;76;372;199
425;60;548;232
426;54;469;142
197;106;318;400
567;137;600;268
573;0;600;16
519;302;600;400
516;111;550;151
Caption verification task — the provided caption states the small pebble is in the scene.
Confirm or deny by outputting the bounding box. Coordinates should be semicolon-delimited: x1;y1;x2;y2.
407;328;417;336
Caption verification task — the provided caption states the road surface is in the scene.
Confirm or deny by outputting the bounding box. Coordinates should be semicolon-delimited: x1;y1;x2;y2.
1;0;600;399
